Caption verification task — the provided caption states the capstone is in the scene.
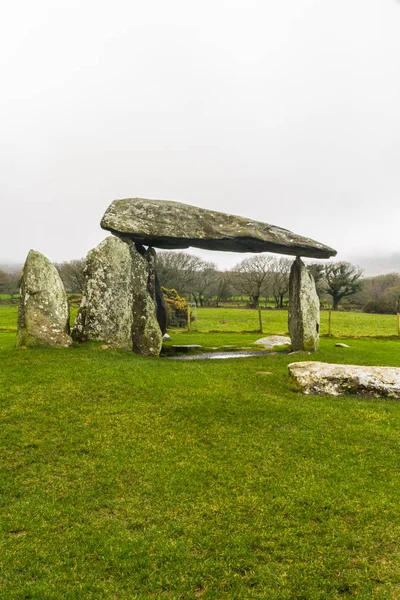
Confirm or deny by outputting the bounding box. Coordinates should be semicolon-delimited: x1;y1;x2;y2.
101;198;337;259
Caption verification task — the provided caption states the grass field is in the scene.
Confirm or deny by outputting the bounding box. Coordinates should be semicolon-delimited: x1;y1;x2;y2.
1;305;400;598
189;307;400;339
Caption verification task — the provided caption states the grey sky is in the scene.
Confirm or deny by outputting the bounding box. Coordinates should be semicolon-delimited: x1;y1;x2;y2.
2;0;400;270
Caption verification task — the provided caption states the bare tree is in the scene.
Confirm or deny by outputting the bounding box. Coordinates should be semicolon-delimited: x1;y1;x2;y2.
0;269;8;293
232;254;275;308
211;273;234;307
270;257;291;308
55;259;86;293
191;261;218;306
157;251;206;295
156;251;218;304
0;269;20;298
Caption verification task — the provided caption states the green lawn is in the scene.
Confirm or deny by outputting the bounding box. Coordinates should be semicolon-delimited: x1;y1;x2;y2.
190;307;400;339
1;306;400;598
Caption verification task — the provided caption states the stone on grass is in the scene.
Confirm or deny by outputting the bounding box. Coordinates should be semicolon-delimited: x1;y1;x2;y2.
335;343;350;348
253;335;291;350
101;198;337;259
288;257;320;352
129;245;163;356
288;361;400;399
17;250;71;348
72;237;163;356
72;237;134;350
163;333;172;341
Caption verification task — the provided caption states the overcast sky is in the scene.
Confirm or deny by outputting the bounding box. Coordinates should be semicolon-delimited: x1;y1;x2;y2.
1;0;400;269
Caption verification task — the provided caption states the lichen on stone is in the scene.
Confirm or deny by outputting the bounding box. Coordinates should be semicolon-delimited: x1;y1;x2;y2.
288;257;320;352
72;237;163;356
17;250;71;348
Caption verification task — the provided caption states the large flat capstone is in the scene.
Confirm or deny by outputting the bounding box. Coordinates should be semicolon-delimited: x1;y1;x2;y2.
289;361;400;399
101;198;337;259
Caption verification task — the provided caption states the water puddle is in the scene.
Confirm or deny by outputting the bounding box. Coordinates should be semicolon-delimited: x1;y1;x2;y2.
166;350;273;361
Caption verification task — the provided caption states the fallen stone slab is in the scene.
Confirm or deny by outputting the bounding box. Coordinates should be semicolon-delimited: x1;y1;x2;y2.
253;335;291;350
288;361;400;399
101;198;337;259
335;343;350;348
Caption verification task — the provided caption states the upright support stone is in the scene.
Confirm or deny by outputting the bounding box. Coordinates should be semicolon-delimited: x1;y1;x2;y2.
288;257;320;352
17;250;72;348
129;245;163;356
136;245;167;335
72;237;134;350
72;237;163;356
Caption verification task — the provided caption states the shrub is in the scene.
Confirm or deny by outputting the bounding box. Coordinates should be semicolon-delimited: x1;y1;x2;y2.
161;287;193;328
363;300;397;315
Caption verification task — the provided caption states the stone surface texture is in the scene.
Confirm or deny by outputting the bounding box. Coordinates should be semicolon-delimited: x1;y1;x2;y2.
72;237;134;350
17;250;71;347
289;361;400;399
72;237;162;356
129;245;163;356
288;257;320;352
101;198;337;259
253;335;292;350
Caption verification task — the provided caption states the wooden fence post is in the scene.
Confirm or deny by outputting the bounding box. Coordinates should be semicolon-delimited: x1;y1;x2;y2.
258;306;263;334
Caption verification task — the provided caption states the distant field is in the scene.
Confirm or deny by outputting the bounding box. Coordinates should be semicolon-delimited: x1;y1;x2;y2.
188;307;400;339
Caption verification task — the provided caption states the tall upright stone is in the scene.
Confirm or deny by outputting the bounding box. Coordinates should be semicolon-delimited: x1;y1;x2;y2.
72;237;163;356
17;250;72;348
129;245;163;356
288;257;320;352
72;237;134;350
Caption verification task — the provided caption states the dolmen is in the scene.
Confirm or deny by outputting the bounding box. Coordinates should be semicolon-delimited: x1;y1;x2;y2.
17;198;337;355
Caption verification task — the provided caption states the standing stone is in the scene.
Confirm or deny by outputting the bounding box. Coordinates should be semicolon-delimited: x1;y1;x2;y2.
129;245;163;356
137;245;167;335
72;237;163;356
72;237;134;350
288;257;320;352
17;250;72;348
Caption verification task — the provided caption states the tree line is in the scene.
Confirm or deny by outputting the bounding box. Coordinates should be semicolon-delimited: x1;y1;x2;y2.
2;252;400;315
